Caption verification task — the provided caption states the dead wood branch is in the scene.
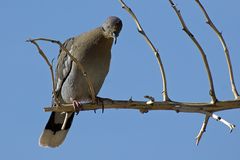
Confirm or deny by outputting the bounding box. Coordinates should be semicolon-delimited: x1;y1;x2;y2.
26;39;61;106
195;114;210;145
168;0;217;103
43;98;237;145
118;0;170;101
195;111;235;145
43;99;240;113
27;38;96;103
195;0;240;99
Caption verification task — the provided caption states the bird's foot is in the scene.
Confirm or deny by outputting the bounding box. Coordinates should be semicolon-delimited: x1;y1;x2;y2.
73;100;82;115
96;97;112;113
96;97;105;113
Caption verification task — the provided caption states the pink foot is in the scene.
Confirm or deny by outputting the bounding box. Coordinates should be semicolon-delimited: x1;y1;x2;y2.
73;100;82;115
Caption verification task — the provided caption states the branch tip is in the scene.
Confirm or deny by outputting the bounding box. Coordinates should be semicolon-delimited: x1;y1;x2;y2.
195;114;210;145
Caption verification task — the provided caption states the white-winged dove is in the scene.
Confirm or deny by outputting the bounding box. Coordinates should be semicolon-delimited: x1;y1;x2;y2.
39;16;122;148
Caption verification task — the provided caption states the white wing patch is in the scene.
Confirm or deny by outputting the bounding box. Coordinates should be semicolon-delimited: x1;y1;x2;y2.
69;45;73;53
55;45;74;92
55;78;62;92
62;55;71;76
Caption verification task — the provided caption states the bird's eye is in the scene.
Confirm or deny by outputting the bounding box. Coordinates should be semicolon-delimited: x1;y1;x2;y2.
115;21;121;26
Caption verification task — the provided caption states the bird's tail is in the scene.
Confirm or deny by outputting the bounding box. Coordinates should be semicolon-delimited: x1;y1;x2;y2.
39;112;74;148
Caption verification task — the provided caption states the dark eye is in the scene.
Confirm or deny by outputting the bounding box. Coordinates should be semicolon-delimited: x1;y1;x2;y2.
115;20;122;28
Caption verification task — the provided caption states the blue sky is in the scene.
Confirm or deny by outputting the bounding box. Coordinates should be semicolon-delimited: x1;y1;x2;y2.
1;0;240;159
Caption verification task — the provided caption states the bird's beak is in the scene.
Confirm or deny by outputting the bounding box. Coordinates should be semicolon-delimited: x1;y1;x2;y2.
113;32;118;44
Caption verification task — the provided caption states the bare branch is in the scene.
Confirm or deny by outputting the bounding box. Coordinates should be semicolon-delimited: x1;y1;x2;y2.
26;39;61;106
29;2;239;146
195;114;210;145
44;98;240;113
27;38;97;103
195;110;236;145
211;113;236;132
118;0;170;101
195;0;240;100
168;0;217;103
43;97;238;143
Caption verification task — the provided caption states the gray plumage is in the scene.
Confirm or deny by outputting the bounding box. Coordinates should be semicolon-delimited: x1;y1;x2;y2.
39;16;122;148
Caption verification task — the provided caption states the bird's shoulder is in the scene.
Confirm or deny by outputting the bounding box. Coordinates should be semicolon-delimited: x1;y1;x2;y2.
73;27;104;48
54;27;104;92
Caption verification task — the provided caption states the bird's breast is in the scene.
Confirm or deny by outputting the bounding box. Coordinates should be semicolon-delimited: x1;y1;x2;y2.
60;37;112;103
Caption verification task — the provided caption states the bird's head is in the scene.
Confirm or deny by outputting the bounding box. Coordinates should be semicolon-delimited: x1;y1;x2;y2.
102;16;123;44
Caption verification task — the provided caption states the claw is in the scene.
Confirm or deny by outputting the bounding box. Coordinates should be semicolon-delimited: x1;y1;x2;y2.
97;98;105;113
73;100;82;115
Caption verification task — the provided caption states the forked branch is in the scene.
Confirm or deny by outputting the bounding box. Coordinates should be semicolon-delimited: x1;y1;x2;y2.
43;97;237;143
26;39;61;106
195;112;235;145
27;38;97;103
29;1;240;146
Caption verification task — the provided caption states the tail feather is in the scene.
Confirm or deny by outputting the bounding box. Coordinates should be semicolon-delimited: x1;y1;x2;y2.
39;112;74;148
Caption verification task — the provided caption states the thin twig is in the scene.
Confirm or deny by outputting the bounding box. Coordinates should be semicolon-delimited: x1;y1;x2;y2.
194;111;235;145
195;114;210;145
211;113;236;132
28;38;96;103
168;0;217;103
195;0;240;100
118;0;170;101
26;39;61;106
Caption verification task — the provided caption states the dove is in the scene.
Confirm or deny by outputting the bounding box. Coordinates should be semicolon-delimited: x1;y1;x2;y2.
39;16;122;148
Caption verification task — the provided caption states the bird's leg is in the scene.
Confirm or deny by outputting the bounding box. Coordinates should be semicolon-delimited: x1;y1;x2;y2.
96;97;113;113
96;97;105;113
73;100;82;115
